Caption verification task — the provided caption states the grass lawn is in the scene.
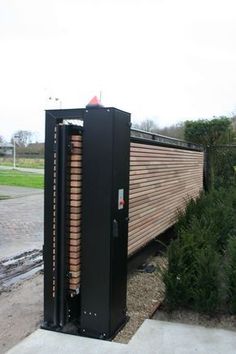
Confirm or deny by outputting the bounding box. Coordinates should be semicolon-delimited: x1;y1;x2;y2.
0;158;44;169
0;170;44;189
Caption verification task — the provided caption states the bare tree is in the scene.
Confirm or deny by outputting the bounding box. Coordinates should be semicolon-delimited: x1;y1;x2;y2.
157;122;185;139
133;119;158;132
11;130;33;147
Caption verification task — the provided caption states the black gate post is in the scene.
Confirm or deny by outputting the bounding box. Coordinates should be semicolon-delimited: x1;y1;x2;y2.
80;107;131;339
43;111;62;327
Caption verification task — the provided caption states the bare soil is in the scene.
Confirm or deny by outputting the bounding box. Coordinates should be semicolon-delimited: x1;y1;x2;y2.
0;254;166;352
0;273;43;354
0;250;43;291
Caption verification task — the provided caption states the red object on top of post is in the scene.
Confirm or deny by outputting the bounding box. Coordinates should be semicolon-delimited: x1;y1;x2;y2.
86;96;103;108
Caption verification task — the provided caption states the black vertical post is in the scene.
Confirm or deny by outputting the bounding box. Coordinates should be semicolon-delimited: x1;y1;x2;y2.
58;125;70;327
43;112;61;327
80;107;130;339
203;147;209;191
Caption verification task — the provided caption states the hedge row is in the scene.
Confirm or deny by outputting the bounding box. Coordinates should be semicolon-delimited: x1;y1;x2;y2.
163;187;236;314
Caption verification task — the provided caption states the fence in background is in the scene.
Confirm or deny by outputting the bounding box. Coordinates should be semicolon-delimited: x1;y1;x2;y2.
206;145;236;189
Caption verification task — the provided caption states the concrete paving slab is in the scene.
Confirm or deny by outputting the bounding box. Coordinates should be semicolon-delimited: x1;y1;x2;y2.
0;185;43;198
6;320;236;354
128;319;236;354
6;329;128;354
0;186;43;259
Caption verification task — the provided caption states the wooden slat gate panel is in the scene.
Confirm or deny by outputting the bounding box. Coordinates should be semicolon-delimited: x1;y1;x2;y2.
68;134;82;293
128;142;204;255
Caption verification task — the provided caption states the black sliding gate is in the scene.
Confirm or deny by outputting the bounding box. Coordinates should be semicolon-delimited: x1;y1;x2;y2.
43;106;204;340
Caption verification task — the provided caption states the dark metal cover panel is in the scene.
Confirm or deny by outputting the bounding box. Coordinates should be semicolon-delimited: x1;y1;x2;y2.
80;107;130;339
109;109;130;334
44;113;60;326
81;108;113;337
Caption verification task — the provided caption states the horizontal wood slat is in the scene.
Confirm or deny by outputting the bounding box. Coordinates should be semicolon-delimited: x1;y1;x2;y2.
128;142;204;256
71;135;82;142
130;143;202;154
70;168;82;174
69;238;81;246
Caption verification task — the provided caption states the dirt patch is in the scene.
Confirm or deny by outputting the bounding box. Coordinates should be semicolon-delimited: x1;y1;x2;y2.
0;273;43;353
114;255;167;343
0;195;10;200
3;249;236;353
0;254;166;351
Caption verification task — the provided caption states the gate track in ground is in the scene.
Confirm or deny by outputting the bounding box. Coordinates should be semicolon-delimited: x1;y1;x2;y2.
0;249;43;292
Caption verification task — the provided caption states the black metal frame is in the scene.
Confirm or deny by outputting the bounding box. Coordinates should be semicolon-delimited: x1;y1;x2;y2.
131;128;203;151
80;107;130;339
43;107;131;339
204;144;236;190
43;109;84;330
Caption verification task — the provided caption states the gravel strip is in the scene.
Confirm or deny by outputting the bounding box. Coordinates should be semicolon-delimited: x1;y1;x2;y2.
114;255;167;343
114;252;236;343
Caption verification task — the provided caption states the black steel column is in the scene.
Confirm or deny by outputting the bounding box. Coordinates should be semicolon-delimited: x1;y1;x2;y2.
80;107;130;339
43;112;62;327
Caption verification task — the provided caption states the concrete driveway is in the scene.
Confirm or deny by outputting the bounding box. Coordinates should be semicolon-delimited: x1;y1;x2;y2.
6;320;236;354
0;186;43;259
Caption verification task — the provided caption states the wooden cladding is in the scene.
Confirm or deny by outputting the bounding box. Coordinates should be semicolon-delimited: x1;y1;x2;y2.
68;134;82;293
66;135;204;284
128;142;204;255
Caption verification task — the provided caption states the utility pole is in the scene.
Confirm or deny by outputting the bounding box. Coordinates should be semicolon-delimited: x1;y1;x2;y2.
13;135;19;169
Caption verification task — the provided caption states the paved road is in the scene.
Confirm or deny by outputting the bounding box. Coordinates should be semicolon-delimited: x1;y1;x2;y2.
0;186;43;259
0;166;44;174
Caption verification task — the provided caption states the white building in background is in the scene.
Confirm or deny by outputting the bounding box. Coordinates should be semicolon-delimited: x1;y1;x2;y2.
0;143;13;156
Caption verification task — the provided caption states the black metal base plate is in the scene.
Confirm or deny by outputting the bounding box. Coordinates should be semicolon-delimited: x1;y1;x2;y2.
41;315;129;341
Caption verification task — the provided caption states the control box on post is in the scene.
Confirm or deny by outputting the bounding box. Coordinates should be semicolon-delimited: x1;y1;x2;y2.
81;107;130;339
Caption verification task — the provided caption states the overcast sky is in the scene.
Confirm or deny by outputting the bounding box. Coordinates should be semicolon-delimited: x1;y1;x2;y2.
1;0;236;141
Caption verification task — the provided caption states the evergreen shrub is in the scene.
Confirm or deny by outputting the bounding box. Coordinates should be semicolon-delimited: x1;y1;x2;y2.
163;186;236;314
